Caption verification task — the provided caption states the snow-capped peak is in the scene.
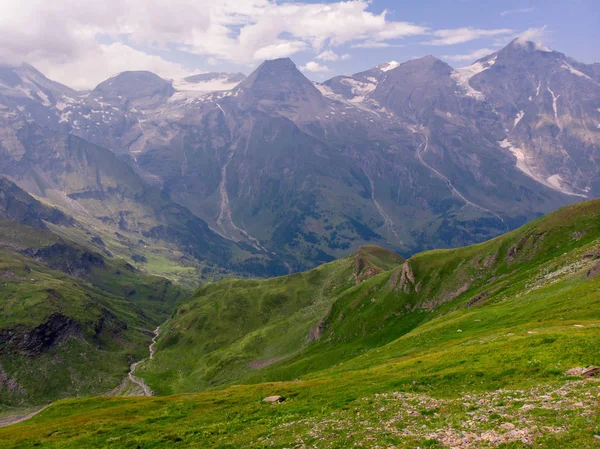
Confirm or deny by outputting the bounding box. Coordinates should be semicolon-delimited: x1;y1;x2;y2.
379;61;400;72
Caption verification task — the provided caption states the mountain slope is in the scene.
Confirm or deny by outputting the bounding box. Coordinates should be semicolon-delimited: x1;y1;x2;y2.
1;41;598;272
1;199;598;448
466;38;600;196
140;246;404;393
0;178;189;406
141;198;600;397
0;116;284;282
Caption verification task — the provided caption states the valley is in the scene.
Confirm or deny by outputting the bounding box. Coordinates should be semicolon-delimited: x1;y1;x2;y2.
0;33;598;448
0;197;597;447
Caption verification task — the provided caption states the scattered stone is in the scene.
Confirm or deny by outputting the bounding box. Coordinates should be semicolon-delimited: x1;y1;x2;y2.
263;395;285;403
457;329;463;333
582;366;600;378
565;367;586;376
258;380;598;448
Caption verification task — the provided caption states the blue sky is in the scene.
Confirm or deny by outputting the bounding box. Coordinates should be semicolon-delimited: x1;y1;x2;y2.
2;0;598;88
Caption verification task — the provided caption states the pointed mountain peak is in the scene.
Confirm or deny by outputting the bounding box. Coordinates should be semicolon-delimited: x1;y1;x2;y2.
235;58;323;103
396;55;453;75
500;38;557;56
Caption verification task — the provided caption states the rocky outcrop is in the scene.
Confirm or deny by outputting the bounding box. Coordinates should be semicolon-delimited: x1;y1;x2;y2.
585;262;600;280
0;313;82;357
399;261;415;293
24;243;105;278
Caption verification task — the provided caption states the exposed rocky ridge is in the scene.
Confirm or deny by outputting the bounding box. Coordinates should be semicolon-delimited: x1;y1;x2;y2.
0;313;83;357
0;177;73;228
0;40;597;271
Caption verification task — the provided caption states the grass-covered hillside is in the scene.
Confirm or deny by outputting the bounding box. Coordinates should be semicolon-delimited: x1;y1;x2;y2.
0;178;189;407
138;245;404;393
140;199;600;397
0;199;598;448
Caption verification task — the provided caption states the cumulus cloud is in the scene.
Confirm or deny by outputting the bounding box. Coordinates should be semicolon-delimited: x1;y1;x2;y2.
443;48;495;63
427;27;514;46
36;43;195;90
300;61;330;73
0;0;538;88
0;0;432;87
316;50;350;61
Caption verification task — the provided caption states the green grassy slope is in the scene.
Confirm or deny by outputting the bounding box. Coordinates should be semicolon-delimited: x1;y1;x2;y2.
141;199;600;398
0;199;598;447
0;179;190;407
140;245;404;394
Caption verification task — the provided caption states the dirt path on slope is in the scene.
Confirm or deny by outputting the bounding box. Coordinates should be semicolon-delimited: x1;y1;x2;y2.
0;327;161;427
127;326;160;396
0;404;51;428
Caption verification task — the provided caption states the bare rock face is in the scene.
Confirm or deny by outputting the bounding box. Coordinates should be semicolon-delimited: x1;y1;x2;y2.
586;262;600;280
92;71;175;109
1;39;598;272
399;261;415;293
0;313;82;357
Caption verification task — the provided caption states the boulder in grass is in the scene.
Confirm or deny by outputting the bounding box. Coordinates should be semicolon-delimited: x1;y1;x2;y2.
263;395;285;403
582;366;600;378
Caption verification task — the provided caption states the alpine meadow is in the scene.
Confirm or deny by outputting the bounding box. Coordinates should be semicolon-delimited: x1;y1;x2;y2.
0;1;599;448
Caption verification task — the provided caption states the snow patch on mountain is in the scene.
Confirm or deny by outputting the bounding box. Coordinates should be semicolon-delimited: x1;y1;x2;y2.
499;139;585;197
560;63;594;82
379;61;400;72
513;110;525;129
451;71;484;100
451;56;496;101
170;75;242;102
340;77;376;102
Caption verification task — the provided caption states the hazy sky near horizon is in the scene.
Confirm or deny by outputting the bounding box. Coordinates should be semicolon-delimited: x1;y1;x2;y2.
0;0;598;89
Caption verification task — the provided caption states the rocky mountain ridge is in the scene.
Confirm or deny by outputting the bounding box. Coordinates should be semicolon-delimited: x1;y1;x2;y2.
0;39;598;271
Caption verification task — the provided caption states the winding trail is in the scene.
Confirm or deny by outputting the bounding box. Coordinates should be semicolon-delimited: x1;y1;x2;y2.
127;326;160;397
413;129;508;230
0;405;51;428
0;326;161;428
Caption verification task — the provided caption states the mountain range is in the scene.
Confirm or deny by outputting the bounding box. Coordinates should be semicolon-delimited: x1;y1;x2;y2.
1;38;599;275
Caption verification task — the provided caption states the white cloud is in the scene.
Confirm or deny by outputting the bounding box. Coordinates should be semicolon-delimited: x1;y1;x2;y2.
0;0;431;88
500;7;534;17
300;61;330;73
35;42;195;90
316;50;339;61
516;26;548;44
252;41;307;61
316;50;351;61
443;48;495;63
427;28;514;46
